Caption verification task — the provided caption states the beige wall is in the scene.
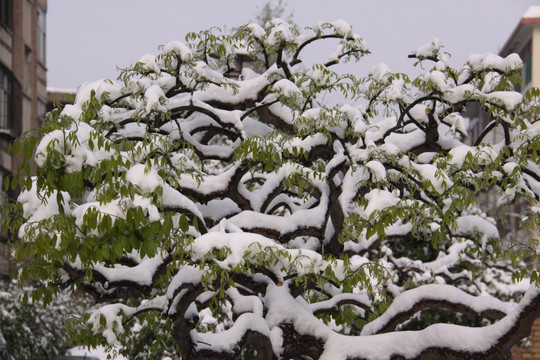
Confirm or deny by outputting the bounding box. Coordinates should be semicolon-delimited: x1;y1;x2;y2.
529;25;540;90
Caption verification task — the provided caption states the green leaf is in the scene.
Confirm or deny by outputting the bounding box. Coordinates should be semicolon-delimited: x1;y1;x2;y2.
179;214;189;233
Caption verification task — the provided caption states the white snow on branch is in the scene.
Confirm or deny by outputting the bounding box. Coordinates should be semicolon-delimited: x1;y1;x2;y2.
360;284;514;336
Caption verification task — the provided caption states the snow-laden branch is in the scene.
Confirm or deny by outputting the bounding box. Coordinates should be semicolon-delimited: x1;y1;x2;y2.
360;284;513;335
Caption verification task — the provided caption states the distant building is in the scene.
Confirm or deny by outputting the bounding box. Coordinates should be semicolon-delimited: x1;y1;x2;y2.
0;0;48;277
501;6;540;93
459;8;540;356
468;7;540;144
47;87;75;112
500;6;540;360
464;7;540;243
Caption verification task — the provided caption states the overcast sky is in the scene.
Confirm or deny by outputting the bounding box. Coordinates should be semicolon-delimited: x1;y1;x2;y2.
47;1;538;90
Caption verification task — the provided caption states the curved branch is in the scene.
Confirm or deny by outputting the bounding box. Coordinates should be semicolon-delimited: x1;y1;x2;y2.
348;287;540;360
291;34;352;66
324;50;362;68
169;104;237;130
190;314;273;360
240;99;280;121
360;284;513;336
311;293;371;317
276;45;292;80
473;120;497;146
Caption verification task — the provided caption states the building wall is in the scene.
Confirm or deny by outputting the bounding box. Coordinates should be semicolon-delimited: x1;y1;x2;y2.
507;12;540;360
0;0;47;277
462;8;540;359
513;320;540;359
532;25;540;90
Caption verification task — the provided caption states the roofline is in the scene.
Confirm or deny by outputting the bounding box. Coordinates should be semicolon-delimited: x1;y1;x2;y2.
522;18;540;24
500;17;540;56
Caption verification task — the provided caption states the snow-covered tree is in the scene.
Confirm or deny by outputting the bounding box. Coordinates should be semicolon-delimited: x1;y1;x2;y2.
0;279;91;359
4;20;540;359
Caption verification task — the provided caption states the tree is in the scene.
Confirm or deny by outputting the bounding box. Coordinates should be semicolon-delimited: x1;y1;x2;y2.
0;279;91;359
4;19;540;360
255;0;295;27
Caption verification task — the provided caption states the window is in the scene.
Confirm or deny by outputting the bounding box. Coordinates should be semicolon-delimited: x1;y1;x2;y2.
24;46;32;93
0;0;12;30
514;41;532;93
524;53;532;85
37;6;46;64
37;99;46;126
521;41;532;89
0;68;11;130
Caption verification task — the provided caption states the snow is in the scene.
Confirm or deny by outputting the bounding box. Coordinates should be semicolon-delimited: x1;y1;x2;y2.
192;313;270;353
361;284;513;336
144;84;167;113
366;160;386;181
523;6;540;19
330;19;354;37
369;63;390;82
163;40;192;61
166;266;204;299
92;254;167;286
444;84;476;103
61;104;83;121
192;61;224;83
17;180;71;238
485;91;523;110
362;189;399;217
385;130;425;152
89;303;133;344
412;163;453;193
453;215;499;249
466;53;522;72
309;292;371;315
114;122;147;138
125;164;204;221
227;287;264;317
382;78;409;102
138;54;161;74
321;287;540;360
126;164;162;193
426;70;451;92
198;198;241;221
273;78;302;97
74;79;124;106
35;120;114;172
266;19;295;46
246;23;265;39
242;116;274;137
67;346;127;360
413;38;442;59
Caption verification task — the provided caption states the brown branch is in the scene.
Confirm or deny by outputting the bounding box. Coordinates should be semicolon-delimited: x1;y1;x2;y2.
291;34;356;66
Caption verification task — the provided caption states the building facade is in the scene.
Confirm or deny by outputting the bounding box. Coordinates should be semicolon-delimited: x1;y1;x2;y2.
500;7;540;93
468;7;540;145
0;0;47;277
465;7;540;253
499;6;540;360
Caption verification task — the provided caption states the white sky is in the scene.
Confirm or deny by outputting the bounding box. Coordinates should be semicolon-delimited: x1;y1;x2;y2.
47;0;539;90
